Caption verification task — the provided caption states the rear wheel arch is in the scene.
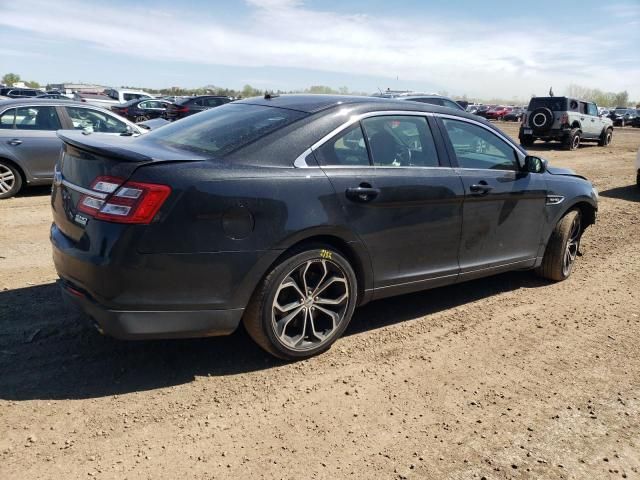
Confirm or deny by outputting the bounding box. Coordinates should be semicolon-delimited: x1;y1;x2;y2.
266;234;371;305
0;156;27;184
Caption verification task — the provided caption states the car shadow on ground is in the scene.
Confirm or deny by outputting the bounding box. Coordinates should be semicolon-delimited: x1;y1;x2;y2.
0;272;547;401
15;185;52;198
525;142;600;152
599;184;640;202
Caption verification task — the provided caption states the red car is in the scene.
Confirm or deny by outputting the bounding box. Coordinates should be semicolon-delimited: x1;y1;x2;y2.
485;106;512;120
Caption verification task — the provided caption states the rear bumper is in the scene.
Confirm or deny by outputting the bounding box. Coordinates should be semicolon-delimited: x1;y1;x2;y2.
519;126;571;139
59;279;243;339
50;222;278;339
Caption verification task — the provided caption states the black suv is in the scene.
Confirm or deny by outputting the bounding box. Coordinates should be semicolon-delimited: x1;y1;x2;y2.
0;88;40;98
165;95;232;120
519;97;613;150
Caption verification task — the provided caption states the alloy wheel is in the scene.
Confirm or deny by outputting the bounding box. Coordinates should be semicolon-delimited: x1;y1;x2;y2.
271;259;350;351
0;164;16;194
562;214;581;276
572;134;580;150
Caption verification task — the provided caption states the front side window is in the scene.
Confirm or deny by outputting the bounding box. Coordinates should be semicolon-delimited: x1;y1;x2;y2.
315;124;369;166
0;108;16;129
442;99;462;110
205;98;222;107
14;106;61;131
361;116;439;167
442;119;518;171
65;107;128;133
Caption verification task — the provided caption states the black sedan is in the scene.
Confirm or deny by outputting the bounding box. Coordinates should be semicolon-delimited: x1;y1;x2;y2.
51;95;598;360
608;108;637;126
111;98;173;123
503;107;525;122
165;95;232;120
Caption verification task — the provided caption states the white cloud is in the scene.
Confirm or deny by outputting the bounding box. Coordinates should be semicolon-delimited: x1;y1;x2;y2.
0;0;637;98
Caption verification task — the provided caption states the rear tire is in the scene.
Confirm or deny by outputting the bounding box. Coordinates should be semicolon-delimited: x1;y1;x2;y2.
598;128;612;146
135;115;150;123
243;246;358;360
0;160;22;199
563;129;581;151
536;210;582;282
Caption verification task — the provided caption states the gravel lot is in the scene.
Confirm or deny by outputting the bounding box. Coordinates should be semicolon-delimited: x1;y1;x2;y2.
1;123;639;479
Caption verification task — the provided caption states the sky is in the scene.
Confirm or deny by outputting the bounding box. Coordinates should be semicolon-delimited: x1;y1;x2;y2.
0;0;639;100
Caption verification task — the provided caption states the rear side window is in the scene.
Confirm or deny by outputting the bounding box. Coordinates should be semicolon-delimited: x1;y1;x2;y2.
412;98;443;106
147;103;307;156
0;108;16;129
315;124;369;166
14;106;61;131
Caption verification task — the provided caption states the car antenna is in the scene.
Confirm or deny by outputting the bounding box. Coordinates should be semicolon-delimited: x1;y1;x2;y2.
264;91;280;100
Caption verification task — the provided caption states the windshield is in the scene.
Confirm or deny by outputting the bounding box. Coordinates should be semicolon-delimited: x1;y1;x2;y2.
145;103;307;157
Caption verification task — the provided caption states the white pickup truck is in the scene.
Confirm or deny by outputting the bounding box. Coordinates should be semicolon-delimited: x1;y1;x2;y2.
73;88;153;108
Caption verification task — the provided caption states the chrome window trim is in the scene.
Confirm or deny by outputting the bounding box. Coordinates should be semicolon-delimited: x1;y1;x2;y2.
61;179;108;199
294;110;437;169
435;113;526;168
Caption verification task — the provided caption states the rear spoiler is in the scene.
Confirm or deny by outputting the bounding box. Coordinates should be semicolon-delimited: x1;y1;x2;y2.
57;131;152;163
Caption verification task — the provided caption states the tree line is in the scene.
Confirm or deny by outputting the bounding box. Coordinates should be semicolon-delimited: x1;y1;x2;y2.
2;72;638;107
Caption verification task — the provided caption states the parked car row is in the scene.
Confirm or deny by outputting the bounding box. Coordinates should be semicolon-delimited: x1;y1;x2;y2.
0;99;150;199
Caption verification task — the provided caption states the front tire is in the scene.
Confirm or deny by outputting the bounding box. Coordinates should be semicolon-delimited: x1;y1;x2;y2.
536;210;582;281
0;160;22;199
243;246;358;360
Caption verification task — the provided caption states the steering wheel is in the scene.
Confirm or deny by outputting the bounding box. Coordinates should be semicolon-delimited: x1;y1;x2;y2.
395;143;412;165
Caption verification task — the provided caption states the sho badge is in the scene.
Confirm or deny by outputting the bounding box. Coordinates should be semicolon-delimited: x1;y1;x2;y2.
74;213;89;226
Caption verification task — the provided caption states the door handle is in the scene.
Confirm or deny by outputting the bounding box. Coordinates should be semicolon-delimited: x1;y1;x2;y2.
8;139;22;146
345;184;380;202
469;182;493;195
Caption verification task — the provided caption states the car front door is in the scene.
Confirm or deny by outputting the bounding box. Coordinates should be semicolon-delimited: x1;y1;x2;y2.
62;106;135;135
585;103;601;137
315;114;465;295
0;105;63;180
437;116;547;279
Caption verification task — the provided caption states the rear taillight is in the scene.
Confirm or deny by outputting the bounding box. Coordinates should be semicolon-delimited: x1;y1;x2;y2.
521;113;527;126
77;176;171;224
560;113;568;125
177;106;189;113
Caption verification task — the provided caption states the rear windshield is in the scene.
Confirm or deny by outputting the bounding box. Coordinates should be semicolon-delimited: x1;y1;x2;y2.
145;103;307;156
527;97;567;111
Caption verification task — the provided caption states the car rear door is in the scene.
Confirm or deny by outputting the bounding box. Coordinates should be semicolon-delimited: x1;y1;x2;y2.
437;115;547;279
315;113;465;295
0;104;63;180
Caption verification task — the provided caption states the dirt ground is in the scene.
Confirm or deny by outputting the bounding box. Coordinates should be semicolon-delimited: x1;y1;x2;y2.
1;123;639;480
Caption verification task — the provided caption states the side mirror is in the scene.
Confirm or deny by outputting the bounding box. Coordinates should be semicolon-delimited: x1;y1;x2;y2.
524;155;546;173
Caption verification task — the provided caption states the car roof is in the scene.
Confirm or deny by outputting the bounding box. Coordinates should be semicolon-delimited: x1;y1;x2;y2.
235;94;489;125
0;98;109;108
237;94;411;113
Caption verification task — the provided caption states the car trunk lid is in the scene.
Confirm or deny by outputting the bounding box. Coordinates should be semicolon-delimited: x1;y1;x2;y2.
52;131;205;242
